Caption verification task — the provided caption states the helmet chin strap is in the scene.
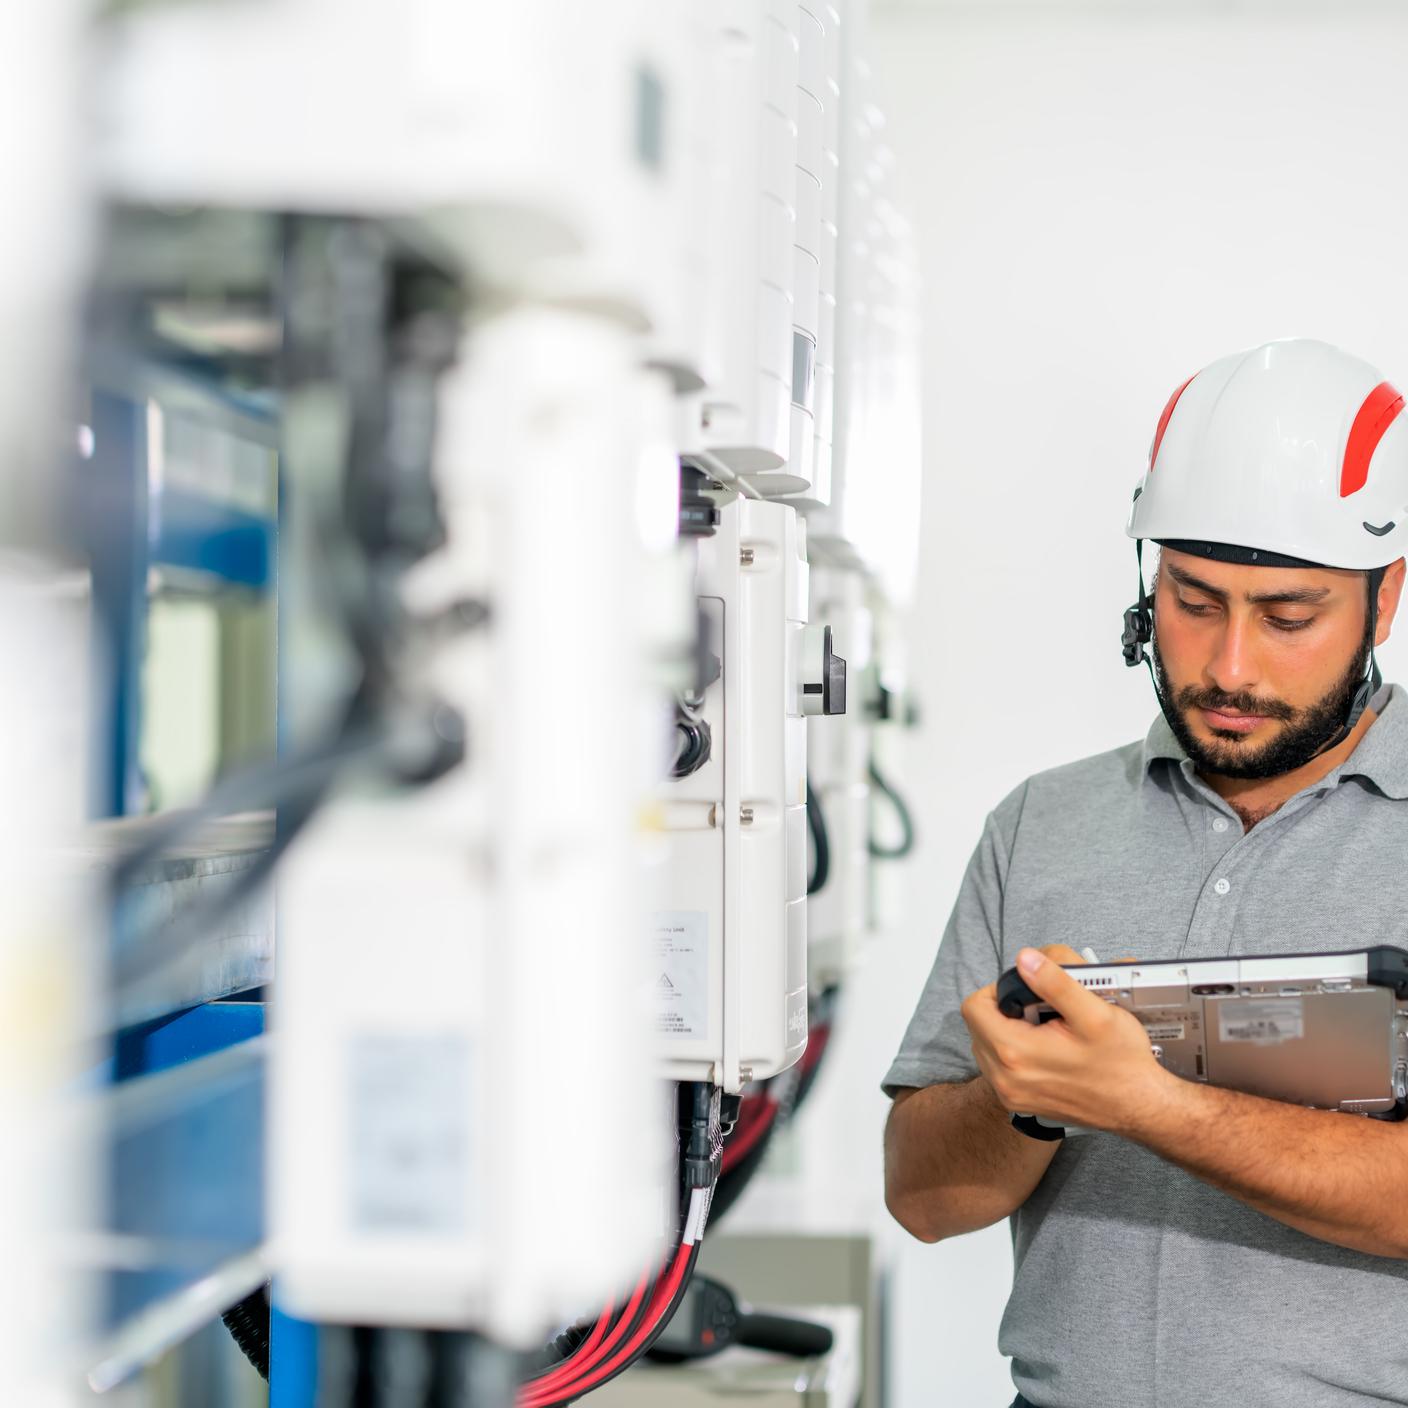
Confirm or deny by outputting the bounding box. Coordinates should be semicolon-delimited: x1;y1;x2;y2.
1122;544;1385;762
1307;565;1385;761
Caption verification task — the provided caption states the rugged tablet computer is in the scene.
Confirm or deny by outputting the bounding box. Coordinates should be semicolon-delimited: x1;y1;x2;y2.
995;946;1408;1140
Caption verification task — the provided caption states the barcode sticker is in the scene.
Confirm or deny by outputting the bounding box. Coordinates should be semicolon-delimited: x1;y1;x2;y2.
1217;998;1304;1046
1142;1022;1186;1042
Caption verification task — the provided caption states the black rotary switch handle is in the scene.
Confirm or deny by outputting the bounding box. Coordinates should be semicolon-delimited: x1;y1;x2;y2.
647;1276;835;1363
736;1310;834;1357
995;965;1041;1018
801;624;848;717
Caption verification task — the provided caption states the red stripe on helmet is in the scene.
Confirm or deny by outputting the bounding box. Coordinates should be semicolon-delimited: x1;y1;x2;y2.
1341;381;1405;497
1150;374;1196;471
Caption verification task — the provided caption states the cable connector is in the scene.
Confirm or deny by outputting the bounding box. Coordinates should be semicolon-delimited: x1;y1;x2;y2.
679;1082;722;1193
718;1092;743;1140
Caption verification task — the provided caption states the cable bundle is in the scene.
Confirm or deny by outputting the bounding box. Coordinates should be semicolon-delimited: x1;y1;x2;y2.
517;1188;709;1407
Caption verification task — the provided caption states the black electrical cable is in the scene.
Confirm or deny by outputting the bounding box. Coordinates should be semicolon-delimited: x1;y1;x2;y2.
427;1330;520;1408
526;1087;721;1404
109;706;465;1001
525;1086;709;1396
528;1264;661;1388
806;780;830;895
111;750;352;997
868;758;916;860
107;721;387;897
220;1285;271;1381
530;1320;598;1377
532;1244;704;1408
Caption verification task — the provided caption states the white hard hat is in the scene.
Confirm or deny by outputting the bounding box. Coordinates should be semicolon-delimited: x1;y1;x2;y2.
1127;338;1408;570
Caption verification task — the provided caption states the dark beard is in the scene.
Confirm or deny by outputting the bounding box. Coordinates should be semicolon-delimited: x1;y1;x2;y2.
1150;624;1371;781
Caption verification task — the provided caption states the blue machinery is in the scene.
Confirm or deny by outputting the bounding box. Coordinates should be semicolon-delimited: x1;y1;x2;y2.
83;369;319;1399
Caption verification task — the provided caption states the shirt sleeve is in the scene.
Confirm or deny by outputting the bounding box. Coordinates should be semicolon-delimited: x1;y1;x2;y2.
881;784;1023;1097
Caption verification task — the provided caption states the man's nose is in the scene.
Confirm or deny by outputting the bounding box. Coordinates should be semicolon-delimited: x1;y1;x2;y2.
1205;615;1259;695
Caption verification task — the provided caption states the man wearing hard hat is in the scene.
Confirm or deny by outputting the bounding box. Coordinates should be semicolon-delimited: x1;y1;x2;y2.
883;339;1408;1408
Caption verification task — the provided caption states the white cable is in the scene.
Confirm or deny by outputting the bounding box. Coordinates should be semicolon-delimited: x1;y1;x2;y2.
688;449;763;500
682;1185;709;1246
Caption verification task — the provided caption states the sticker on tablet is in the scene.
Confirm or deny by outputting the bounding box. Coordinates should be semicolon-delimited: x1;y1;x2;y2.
1142;1022;1186;1042
1217;998;1304;1045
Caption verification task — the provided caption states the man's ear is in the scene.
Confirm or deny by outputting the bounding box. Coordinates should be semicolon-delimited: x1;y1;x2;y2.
1375;558;1407;647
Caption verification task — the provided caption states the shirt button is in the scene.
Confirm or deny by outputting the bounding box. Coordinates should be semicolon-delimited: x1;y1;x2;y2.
1212;817;1230;833
1214;877;1231;896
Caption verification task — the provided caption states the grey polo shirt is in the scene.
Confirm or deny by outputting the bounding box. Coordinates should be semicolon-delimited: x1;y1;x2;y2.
884;684;1408;1408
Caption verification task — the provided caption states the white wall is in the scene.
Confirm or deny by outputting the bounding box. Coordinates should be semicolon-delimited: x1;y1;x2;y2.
746;9;1408;1408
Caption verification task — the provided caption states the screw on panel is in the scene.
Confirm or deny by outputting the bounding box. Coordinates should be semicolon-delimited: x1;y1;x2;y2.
739;547;755;567
740;806;755;826
739;1066;754;1084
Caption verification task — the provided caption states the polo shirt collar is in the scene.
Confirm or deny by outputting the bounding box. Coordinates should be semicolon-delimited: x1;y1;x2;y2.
1141;682;1408;801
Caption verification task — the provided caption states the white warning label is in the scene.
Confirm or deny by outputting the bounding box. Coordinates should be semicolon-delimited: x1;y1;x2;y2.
349;1033;470;1234
1142;1022;1186;1042
653;911;709;1039
1218;998;1305;1046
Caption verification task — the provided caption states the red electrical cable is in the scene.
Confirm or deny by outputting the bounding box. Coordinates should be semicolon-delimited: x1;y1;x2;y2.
520;1238;695;1407
523;1271;650;1401
567;1297;615;1366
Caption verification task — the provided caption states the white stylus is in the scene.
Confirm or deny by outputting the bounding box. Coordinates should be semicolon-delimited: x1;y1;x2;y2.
1080;946;1101;964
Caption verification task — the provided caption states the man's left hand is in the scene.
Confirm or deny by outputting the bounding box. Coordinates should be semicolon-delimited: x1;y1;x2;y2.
961;948;1176;1133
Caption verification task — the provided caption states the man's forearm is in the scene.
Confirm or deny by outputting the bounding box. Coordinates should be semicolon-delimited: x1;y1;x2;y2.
1121;1076;1408;1258
884;1076;1060;1242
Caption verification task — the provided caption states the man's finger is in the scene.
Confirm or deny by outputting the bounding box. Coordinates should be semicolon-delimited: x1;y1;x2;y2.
962;982;1006;1044
1014;947;1111;1030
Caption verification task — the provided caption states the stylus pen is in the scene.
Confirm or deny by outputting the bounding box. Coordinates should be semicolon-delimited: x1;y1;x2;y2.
1080;946;1101;963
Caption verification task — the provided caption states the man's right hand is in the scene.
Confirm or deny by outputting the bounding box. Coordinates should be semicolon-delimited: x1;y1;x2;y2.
962;944;1087;1021
1036;943;1087;967
883;947;1103;1243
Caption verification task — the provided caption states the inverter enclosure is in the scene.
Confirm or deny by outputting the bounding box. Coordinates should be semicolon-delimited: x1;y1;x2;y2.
273;309;670;1340
699;0;800;473
96;0;698;358
747;1;824;499
805;559;873;988
809;0;843;511
802;8;921;605
655;497;810;1092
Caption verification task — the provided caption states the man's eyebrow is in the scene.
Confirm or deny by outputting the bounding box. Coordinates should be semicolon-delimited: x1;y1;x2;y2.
1164;561;1330;605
